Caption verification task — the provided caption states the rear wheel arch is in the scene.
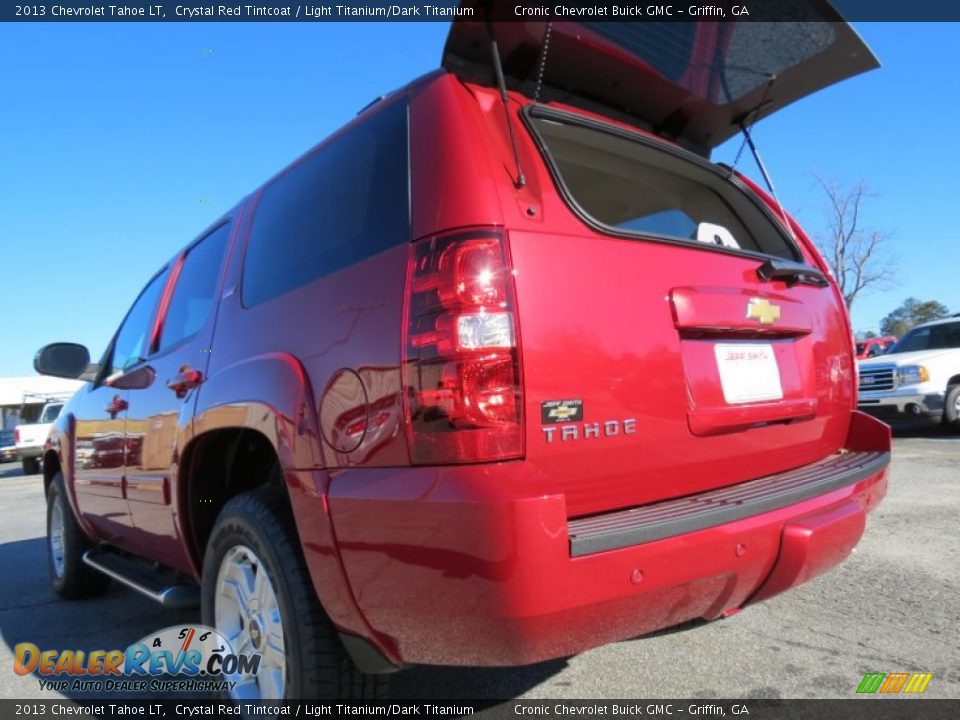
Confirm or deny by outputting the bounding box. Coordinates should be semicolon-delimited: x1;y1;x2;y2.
43;451;61;497
200;487;389;699
180;427;287;575
192;353;323;470
180;424;395;671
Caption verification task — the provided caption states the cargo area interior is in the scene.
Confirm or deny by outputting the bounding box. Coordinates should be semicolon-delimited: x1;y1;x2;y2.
528;112;798;260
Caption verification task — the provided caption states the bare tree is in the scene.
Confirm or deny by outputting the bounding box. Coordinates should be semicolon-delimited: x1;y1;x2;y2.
813;176;896;310
880;297;950;338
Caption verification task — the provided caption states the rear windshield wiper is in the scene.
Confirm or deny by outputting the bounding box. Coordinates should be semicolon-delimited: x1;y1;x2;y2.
757;258;830;288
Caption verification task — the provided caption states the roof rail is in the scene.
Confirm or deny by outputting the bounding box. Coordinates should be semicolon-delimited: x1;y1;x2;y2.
20;391;72;405
357;94;387;115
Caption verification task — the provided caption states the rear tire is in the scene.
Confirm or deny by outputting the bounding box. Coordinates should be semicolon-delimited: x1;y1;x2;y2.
46;473;111;599
943;385;960;434
22;457;40;475
201;487;388;700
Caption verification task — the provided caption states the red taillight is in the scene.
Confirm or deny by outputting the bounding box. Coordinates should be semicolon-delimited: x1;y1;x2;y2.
13;429;19;443
402;229;523;464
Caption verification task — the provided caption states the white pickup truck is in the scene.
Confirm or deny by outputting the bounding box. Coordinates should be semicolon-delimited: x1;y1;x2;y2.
857;317;960;431
14;401;64;475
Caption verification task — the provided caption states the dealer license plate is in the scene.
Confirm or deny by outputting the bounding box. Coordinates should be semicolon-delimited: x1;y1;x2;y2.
714;343;784;404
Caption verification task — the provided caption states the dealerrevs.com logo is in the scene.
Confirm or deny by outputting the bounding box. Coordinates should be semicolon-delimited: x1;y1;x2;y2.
14;624;261;693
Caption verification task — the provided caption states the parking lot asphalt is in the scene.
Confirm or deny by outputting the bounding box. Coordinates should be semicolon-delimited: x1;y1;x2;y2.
1;431;957;702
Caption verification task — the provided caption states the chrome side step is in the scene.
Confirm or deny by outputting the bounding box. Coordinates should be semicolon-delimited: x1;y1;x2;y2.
82;549;200;609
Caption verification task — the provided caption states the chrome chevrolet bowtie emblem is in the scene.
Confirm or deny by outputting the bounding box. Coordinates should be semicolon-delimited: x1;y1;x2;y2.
746;298;781;325
547;406;579;421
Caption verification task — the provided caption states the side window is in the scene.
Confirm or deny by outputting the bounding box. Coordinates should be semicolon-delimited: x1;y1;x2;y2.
242;100;409;307
110;268;171;375
40;404;63;423
928;323;960;349
159;223;232;351
896;327;931;353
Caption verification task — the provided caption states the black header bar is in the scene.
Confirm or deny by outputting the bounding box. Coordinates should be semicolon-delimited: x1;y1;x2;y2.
5;0;960;22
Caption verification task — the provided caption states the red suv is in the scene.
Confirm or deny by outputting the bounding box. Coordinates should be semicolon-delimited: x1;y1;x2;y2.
855;336;897;360
35;9;890;701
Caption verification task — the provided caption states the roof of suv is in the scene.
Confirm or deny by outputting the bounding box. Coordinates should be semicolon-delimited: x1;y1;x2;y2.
911;316;960;329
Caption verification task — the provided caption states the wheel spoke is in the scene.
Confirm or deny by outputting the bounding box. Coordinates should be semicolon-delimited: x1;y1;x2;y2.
215;544;287;701
236;633;253;656
259;666;283;701
235;674;257;688
48;501;66;578
262;641;283;670
220;552;256;617
253;564;271;612
266;623;284;656
233;673;258;701
239;560;258;611
257;669;273;700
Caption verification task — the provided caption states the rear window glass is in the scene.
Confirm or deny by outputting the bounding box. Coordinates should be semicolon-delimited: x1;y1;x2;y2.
243;100;409;307
583;20;836;103
529;113;796;260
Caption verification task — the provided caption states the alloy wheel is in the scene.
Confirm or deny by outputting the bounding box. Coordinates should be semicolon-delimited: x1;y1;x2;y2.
214;545;286;700
49;500;65;579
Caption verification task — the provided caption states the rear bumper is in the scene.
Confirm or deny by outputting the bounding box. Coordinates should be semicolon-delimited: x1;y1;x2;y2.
326;412;890;667
568;450;886;557
15;446;42;460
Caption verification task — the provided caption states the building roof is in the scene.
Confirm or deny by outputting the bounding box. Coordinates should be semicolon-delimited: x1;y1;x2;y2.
0;375;84;407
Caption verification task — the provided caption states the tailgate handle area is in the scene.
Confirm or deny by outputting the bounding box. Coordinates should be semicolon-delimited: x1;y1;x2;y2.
670;287;811;338
757;259;829;288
